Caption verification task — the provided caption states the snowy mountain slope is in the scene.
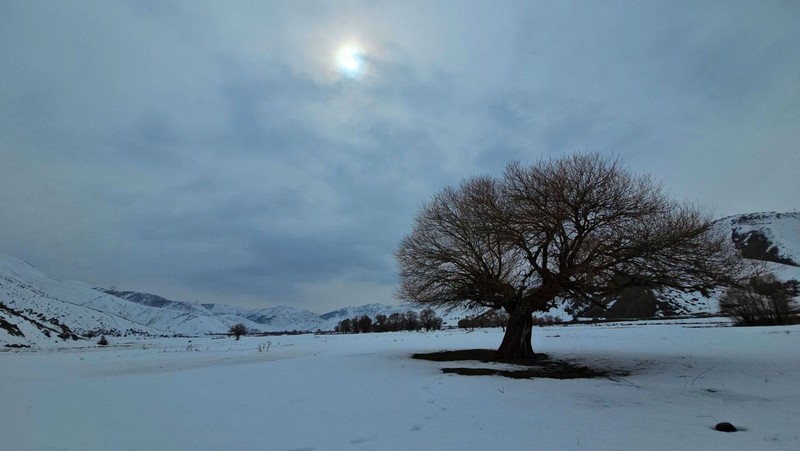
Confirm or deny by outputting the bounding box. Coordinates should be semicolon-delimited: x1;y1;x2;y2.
0;256;289;344
0;300;80;348
3;211;798;344
570;212;800;319
720;212;800;266
82;294;229;335
245;305;325;332
99;290;242;335
1;254;447;345
713;211;800;307
104;290;326;333
200;302;257;317
0;254;165;338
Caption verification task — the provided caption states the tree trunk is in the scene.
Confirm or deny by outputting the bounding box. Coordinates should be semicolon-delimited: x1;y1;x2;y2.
496;307;535;359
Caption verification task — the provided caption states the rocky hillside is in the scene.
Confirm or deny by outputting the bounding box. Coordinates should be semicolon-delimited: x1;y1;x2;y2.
575;212;800;319
722;212;799;267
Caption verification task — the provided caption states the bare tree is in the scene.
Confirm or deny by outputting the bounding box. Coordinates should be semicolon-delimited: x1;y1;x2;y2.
419;308;443;331
357;315;373;333
386;312;403;331
396;153;745;359
229;323;248;340
374;314;387;332
403;311;421;331
335;318;352;333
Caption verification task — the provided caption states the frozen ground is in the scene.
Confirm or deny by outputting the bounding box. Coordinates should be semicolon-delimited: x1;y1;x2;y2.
2;320;799;450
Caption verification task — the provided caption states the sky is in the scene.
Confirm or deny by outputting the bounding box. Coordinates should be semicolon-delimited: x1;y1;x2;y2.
1;0;799;313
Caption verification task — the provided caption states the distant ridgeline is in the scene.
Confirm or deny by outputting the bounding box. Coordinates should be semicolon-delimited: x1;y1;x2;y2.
1;212;799;346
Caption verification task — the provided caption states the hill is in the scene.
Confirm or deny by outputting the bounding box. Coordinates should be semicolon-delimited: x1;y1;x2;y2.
722;212;799;266
2;212;799;346
0;254;170;347
574;212;800;319
0;254;333;346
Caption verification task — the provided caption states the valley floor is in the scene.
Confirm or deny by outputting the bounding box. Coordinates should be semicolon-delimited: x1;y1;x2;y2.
2;320;799;450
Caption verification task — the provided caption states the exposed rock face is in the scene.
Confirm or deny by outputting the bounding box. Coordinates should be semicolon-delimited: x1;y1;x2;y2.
725;212;799;267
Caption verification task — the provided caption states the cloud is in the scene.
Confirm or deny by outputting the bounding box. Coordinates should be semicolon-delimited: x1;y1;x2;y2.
1;0;798;312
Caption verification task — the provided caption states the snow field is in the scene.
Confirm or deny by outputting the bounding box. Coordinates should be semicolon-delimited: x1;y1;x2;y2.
2;321;799;450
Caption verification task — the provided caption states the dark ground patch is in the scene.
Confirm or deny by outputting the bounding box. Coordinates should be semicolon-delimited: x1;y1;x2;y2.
412;349;619;380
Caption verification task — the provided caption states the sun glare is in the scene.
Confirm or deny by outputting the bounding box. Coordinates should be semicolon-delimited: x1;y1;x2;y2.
336;46;365;78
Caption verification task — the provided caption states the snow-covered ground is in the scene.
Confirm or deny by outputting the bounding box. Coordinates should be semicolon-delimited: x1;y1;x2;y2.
2;320;798;450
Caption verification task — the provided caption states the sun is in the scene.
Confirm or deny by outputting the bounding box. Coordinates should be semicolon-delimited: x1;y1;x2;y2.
336;46;365;79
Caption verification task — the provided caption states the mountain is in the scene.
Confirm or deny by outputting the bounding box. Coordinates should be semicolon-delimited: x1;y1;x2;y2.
3;211;799;346
0;251;457;346
99;289;259;335
0;254;166;346
721;212;800;267
574;212;800;319
102;290;326;333
0;300;81;348
245;305;325;332
0;253;330;347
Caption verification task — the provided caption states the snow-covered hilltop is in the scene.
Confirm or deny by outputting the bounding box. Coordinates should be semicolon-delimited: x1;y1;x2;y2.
0;252;420;346
2;212;799;347
0;255;166;347
569;212;800;319
720;211;800;267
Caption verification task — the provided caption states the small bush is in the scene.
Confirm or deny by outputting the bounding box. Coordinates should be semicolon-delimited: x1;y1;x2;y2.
98;335;109;346
720;274;794;326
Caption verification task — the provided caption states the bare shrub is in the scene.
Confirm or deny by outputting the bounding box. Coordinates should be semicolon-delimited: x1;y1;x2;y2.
720;274;793;326
229;323;248;340
420;308;444;331
257;341;272;352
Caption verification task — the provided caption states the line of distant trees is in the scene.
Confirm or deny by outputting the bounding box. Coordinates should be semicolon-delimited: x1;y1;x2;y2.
335;309;443;333
457;310;508;330
456;310;564;330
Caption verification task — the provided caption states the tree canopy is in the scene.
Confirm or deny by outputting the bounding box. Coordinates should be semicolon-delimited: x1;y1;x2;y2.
396;153;745;358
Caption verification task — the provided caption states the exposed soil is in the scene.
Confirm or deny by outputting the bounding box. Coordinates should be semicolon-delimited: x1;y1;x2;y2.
412;348;618;380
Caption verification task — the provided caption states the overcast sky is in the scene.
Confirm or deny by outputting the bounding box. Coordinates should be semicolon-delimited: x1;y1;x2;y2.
1;1;798;312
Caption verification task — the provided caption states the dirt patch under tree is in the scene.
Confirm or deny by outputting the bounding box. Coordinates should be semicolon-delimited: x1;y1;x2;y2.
412;349;624;380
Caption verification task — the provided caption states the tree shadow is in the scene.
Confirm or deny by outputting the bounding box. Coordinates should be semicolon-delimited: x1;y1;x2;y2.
412;349;623;380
